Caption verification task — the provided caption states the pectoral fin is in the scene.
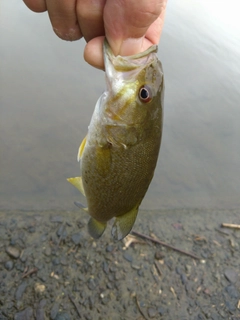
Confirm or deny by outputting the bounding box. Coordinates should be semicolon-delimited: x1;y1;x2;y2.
88;218;107;239
74;201;88;211
77;135;87;162
111;206;139;241
67;177;85;196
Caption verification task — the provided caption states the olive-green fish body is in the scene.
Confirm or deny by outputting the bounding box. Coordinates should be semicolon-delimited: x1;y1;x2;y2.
68;39;164;240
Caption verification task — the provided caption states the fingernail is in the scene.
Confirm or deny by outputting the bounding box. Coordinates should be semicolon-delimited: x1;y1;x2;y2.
119;37;144;56
53;27;81;41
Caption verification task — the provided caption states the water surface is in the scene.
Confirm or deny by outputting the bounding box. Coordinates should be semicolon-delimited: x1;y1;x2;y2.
1;0;240;210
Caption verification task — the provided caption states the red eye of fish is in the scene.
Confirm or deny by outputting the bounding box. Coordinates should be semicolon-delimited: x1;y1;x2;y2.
138;85;152;103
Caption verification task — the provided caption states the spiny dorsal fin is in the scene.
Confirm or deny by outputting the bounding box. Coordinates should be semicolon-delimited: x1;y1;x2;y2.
67;177;85;196
111;206;139;241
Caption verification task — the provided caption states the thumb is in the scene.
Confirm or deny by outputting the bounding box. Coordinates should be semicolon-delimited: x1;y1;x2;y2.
104;0;166;56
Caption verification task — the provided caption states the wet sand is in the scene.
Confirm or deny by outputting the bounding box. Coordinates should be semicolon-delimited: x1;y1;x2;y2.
0;208;239;319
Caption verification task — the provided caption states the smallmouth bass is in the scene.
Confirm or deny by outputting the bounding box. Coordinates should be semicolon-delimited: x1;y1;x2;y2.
68;39;164;240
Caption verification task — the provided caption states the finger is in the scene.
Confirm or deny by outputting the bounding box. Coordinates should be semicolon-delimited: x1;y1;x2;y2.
46;0;82;41
145;7;167;44
104;0;167;55
84;36;105;70
22;0;47;12
76;0;106;42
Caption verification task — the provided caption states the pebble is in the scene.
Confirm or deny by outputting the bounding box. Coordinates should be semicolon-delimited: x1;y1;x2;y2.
5;246;20;259
106;244;114;252
225;284;239;299
55;312;71;320
34;283;46;294
0;311;7;320
36;300;46;320
14;307;33;320
44;247;52;257
51;216;63;223
131;263;141;270
56;225;67;239
15;281;28;300
40;234;48;242
148;307;157;318
88;278;97;290
60;257;68;266
225;300;236;313
4;260;14;271
224;268;238;283
52;257;60;265
155;250;164;260
102;261;109;274
71;232;83;245
123;252;132;262
28;226;36;233
50;302;59;319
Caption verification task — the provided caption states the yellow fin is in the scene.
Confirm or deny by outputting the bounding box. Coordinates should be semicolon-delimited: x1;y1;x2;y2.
67;177;85;196
111;206;139;241
88;218;107;239
77;136;87;162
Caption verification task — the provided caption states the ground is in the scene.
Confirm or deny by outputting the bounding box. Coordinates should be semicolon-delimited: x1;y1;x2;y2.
0;208;240;319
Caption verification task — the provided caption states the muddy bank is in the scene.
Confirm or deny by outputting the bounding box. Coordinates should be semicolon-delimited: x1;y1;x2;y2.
0;208;240;319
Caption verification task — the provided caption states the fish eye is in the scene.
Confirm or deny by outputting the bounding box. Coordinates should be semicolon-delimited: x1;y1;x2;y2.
138;85;152;103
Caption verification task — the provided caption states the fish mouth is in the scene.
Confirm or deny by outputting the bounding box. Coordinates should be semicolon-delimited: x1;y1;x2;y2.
103;38;158;74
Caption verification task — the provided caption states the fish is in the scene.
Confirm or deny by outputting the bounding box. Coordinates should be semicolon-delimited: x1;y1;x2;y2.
68;38;164;241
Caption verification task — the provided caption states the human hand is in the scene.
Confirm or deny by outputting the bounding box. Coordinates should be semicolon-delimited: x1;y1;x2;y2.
23;0;167;69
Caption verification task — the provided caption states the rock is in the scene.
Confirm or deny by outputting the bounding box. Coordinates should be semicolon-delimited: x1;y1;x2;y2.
0;311;8;320
88;278;97;290
55;312;71;320
50;302;59;320
71;232;83;245
224;268;238;283
14;307;33;320
106;245;114;252
43;247;51;257
52;257;60;265
36;300;46;320
34;283;46;294
28;226;36;233
56;225;67;239
225;285;239;299
4;260;14;271
15;281;28;300
60;256;68;266
102;261;109;274
148;307;157;318
51;216;63;223
155;250;164;260
5;246;20;259
123;252;132;262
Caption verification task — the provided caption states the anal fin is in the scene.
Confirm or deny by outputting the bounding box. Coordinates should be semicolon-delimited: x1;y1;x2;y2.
111;206;139;241
88;218;107;239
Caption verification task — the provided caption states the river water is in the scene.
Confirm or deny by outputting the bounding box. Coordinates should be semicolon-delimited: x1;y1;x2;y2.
1;0;240;210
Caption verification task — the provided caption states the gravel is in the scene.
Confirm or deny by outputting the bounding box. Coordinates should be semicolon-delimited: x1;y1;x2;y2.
0;208;240;319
